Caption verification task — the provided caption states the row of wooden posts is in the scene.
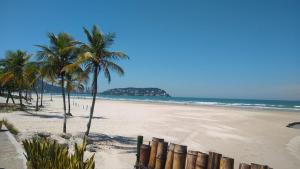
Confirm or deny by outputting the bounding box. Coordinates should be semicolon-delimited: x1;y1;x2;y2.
135;136;272;169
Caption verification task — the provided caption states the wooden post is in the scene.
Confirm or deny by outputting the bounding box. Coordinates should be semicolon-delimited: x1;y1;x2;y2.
250;163;269;169
195;152;208;169
185;150;198;169
136;136;143;163
155;141;168;169
220;157;234;169
148;137;164;169
207;152;222;169
139;144;151;167
164;143;175;169
239;163;251;169
172;144;187;169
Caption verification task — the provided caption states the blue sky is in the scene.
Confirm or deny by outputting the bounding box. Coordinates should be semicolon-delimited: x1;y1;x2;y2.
0;0;299;100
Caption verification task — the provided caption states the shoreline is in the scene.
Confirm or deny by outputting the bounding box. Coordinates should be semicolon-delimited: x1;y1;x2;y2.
49;94;300;114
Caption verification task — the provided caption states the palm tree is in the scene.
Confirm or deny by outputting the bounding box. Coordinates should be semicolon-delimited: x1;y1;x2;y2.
0;50;30;108
0;61;16;104
66;25;128;136
65;67;88;116
24;62;40;111
36;33;80;133
41;59;57;102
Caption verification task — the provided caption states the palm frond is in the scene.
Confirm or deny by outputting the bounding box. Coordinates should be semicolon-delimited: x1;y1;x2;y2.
102;60;124;76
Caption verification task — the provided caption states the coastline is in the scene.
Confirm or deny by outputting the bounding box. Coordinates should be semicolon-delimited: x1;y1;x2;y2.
1;95;300;169
48;94;300;113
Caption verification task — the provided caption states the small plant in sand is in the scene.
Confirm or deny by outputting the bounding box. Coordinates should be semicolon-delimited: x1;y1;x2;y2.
1;118;19;135
23;137;95;169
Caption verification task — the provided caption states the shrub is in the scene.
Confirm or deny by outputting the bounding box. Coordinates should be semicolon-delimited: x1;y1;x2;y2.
1;118;19;135
22;137;95;169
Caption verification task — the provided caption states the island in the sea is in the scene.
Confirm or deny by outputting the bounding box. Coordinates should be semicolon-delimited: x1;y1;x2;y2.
100;87;171;97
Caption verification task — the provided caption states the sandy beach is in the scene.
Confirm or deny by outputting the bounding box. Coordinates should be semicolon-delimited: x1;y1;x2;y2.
0;95;300;169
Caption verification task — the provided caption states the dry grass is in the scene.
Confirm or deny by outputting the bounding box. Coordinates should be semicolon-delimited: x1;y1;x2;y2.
1;118;19;135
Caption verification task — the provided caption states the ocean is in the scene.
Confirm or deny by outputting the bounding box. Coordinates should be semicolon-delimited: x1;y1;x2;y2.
62;94;300;112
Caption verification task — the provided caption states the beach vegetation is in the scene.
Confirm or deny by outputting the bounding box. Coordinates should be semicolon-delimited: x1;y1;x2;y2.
23;137;95;169
1;118;19;135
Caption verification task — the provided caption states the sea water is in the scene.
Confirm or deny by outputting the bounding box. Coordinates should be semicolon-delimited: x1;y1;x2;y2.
59;93;300;111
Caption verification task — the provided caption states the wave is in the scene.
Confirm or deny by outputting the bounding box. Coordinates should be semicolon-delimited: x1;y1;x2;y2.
65;94;300;111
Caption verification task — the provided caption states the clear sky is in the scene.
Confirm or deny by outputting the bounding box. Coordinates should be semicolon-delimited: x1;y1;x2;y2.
0;0;299;100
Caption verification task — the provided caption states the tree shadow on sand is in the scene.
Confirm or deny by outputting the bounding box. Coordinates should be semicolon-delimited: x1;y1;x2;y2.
20;110;63;119
81;133;137;154
75;115;107;119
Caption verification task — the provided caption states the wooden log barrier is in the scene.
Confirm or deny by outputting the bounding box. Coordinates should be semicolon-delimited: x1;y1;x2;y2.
195;152;208;169
136;136;271;169
250;163;269;169
155;141;168;169
220;157;234;169
172;144;187;169
148;137;164;169
239;163;251;169
139;144;151;167
185;150;198;169
207;152;222;169
164;143;175;169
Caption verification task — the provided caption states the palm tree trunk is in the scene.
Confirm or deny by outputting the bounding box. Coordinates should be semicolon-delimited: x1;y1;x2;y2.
6;92;9;104
19;90;23;107
61;75;67;133
67;91;72;116
85;66;98;136
50;82;53;101
8;91;15;104
35;88;39;111
40;78;44;107
25;90;28;103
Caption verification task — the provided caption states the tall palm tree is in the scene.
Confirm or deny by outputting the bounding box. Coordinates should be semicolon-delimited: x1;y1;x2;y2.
66;25;128;136
0;50;30;108
36;33;80;133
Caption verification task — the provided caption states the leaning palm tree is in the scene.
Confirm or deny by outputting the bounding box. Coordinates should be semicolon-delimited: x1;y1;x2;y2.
36;33;80;133
0;50;30;108
65;25;128;136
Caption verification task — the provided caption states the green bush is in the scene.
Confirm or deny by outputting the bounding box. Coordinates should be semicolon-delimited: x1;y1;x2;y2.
22;137;95;169
1;119;19;135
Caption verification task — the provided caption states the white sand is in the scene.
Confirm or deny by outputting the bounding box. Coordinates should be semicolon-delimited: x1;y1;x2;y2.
1;95;300;169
